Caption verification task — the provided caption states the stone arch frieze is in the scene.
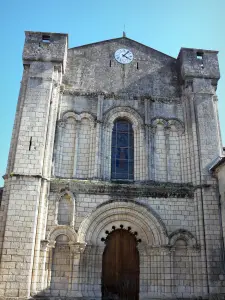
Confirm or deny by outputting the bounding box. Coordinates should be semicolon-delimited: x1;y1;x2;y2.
61;110;96;124
62;110;79;121
151;116;184;134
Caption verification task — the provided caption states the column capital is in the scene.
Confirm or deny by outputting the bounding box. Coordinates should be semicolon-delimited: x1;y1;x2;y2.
68;242;87;255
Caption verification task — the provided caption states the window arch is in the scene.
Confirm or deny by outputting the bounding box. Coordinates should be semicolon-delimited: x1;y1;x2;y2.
111;119;134;180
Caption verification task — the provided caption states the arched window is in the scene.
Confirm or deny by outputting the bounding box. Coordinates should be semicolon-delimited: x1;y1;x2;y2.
111;119;134;180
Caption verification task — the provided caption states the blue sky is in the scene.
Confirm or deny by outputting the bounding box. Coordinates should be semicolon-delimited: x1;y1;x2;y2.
0;0;225;186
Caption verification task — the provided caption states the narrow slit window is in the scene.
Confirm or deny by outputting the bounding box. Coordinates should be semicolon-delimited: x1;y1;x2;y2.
111;119;134;180
110;60;112;67
29;137;32;151
42;35;51;43
137;62;139;70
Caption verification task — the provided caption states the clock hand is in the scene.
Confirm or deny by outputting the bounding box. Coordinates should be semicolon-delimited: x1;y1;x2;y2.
122;51;129;57
123;55;131;60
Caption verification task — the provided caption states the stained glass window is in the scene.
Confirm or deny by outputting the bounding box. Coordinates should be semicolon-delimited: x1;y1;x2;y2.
111;119;134;180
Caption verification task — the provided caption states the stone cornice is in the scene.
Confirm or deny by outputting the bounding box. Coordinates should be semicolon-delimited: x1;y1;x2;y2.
50;179;194;198
61;88;181;103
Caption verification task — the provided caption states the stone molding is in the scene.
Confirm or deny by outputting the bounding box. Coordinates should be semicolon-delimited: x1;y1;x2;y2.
50;179;194;198
61;88;181;103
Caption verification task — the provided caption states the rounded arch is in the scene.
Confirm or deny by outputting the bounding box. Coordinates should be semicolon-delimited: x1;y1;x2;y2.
169;229;197;248
103;106;144;129
151;117;185;134
101;106;147;181
151;117;168;128
62;110;95;124
79;112;95;124
77;200;168;246
168;118;185;134
48;225;77;244
62;111;79;121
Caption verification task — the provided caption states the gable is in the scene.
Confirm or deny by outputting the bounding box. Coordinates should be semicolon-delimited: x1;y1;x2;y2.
63;37;179;98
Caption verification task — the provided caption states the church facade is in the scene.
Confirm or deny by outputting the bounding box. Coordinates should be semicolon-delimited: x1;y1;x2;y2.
0;31;224;300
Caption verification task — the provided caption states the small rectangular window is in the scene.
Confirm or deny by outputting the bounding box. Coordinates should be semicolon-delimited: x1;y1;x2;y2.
196;52;203;60
42;35;51;43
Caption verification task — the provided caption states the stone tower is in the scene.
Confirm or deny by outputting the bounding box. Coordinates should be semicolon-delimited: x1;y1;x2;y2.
0;31;224;300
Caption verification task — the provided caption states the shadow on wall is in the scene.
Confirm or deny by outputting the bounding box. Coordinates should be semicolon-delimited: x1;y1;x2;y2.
116;64;180;99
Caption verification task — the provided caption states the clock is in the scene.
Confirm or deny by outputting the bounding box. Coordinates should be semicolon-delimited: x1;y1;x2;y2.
114;48;133;64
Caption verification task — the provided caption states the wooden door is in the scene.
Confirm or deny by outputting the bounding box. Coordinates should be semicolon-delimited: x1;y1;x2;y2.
102;229;139;300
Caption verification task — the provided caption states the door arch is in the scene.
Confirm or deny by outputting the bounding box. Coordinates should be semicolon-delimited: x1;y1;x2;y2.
102;229;139;300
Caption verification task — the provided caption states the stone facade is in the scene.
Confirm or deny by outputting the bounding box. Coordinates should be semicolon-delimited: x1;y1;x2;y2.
0;31;224;299
211;155;225;267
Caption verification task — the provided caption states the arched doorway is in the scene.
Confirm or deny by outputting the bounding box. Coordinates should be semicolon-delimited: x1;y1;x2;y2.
102;229;139;300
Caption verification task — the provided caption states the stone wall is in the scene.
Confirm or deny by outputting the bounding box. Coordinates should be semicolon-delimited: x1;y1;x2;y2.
0;31;224;300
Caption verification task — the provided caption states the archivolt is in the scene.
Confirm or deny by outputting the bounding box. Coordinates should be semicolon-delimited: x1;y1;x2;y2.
169;229;197;247
77;200;168;246
103;106;144;128
47;225;77;243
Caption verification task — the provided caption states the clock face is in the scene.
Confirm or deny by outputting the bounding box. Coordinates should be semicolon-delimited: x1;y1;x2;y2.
114;48;133;64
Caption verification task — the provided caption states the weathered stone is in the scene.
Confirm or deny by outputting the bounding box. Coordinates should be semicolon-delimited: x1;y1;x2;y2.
0;31;224;300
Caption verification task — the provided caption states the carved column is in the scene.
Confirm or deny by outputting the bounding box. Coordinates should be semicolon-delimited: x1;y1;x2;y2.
73;120;81;177
54;120;66;176
39;240;50;291
69;242;87;296
94;121;102;179
88;122;95;178
160;247;171;296
164;126;170;182
31;180;48;295
94;95;104;179
137;243;147;296
46;241;56;290
102;123;111;180
139;124;147;180
150;126;156;181
133;125;139;180
144;99;151;180
187;248;194;296
170;248;175;297
179;131;185;182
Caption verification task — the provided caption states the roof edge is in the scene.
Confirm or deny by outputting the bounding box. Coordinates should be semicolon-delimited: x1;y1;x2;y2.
210;156;225;171
180;47;219;54
68;36;176;60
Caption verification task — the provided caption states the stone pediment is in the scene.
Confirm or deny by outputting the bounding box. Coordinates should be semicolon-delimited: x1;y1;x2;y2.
63;37;179;98
69;36;175;60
